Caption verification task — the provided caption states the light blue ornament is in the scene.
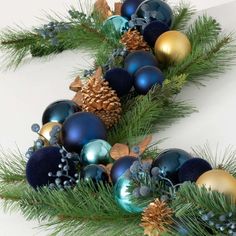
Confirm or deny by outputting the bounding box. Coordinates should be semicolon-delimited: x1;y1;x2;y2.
104;15;129;34
80;139;112;165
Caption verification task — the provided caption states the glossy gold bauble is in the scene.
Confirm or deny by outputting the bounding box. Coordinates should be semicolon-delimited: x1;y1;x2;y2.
154;30;191;64
39;122;62;144
196;169;236;201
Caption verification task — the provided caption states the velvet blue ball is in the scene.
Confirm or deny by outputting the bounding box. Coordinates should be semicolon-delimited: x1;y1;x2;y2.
178;158;212;183
61;112;107;153
136;0;173;27
134;66;164;95
152;149;192;185
26;147;77;189
104;68;133;97
121;0;145;20
42;100;81;124
124;51;158;76
110;156;136;184
143;20;169;47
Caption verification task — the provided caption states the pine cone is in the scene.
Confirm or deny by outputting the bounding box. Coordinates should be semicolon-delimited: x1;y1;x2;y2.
121;29;150;52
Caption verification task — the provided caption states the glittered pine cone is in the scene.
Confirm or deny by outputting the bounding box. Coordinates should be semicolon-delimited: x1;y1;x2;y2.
121;29;150;52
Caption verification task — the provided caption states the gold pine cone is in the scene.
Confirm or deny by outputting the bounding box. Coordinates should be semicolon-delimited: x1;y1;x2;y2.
121;29;150;52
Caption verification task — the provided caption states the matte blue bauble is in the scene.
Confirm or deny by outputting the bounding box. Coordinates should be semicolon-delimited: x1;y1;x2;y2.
121;0;145;20
143;20;169;47
110;156;136;184
114;173;144;213
152;149;192;185
81;164;109;184
104;68;133;97
26;147;77;189
136;0;173;27
42;100;81;124
104;15;129;34
124;51;158;76
134;65;164;95
61;112;107;153
178;158;212;183
80;139;112;166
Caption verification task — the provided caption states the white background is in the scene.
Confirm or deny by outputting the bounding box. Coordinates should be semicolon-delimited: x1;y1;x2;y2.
0;0;235;235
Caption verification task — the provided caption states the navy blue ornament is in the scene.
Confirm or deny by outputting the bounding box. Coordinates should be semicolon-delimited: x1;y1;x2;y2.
124;51;158;76
80;164;109;184
61;112;107;153
178;158;212;183
134;65;164;95
121;0;145;20
110;156;136;184
104;68;133;97
42;100;81;125
151;149;192;185
143;20;169;47
26;147;77;189
136;0;173;27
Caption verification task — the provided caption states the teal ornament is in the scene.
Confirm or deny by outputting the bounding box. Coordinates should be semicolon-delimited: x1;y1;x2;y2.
104;15;129;34
114;173;144;213
80;139;112;166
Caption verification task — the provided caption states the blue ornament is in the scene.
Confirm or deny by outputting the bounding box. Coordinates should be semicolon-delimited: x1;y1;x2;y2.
136;0;173;27
26;147;77;189
80;139;112;166
134;65;164;95
110;156;136;184
143;20;169;47
178;158;212;183
151;149;192;185
121;0;145;20
104;15;129;34
61;112;107;153
104;68;133;97
42;100;81;125
114;173;144;213
124;51;158;76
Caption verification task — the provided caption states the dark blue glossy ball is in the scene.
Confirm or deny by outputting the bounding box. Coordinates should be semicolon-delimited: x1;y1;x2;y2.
121;0;145;20
124;51;158;76
42;100;81;124
143;20;169;47
61;112;107;153
136;0;173;27
134;66;164;95
110;156;136;184
178;158;212;183
152;149;192;185
26;147;77;189
104;68;133;97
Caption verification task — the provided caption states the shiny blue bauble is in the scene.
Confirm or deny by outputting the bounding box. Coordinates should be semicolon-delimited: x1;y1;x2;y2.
110;156;136;184
104;15;129;34
114;173;144;213
121;0;145;20
136;0;173;27
124;51;158;76
26;147;77;189
42;100;81;124
80;139;112;166
152;149;192;185
104;68;133;97
61;112;107;153
143;20;169;47
134;66;164;95
80;164;109;184
178;158;212;183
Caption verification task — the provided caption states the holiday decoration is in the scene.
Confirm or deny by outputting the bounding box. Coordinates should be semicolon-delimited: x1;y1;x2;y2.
121;0;144;20
134;65;164;95
93;0;113;20
155;31;192;64
39;122;62;144
61;112;107;153
104;15;129;34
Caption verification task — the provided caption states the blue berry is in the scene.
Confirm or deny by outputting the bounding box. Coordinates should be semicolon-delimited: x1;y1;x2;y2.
139;186;151;197
31;123;40;133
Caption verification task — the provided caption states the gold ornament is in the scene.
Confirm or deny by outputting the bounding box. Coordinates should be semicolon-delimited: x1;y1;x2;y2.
141;198;173;236
39;122;62;144
154;31;191;64
196;169;236;201
93;0;113;20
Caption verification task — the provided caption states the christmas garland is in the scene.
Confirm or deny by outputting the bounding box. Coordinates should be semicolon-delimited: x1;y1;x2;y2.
0;0;236;235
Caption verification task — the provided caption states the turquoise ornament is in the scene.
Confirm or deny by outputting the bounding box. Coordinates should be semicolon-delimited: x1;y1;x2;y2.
104;15;129;34
80;139;112;166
